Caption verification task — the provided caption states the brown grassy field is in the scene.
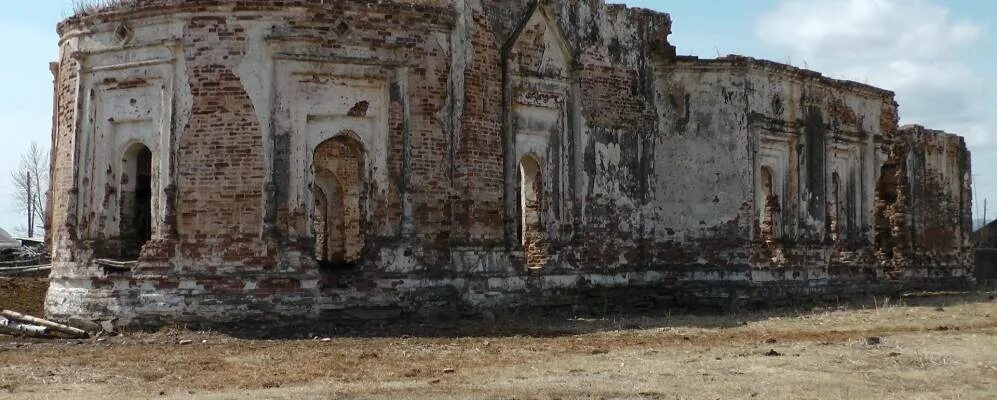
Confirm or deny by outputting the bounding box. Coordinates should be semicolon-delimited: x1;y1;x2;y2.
1;292;995;399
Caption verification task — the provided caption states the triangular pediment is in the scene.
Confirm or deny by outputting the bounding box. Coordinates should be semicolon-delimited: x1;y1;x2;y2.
504;3;574;79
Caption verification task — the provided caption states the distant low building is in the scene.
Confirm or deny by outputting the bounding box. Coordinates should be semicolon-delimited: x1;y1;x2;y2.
976;221;997;282
977;221;997;249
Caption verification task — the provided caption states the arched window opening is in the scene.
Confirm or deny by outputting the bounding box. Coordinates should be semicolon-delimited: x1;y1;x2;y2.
520;155;546;268
312;135;364;268
119;143;152;259
759;166;780;244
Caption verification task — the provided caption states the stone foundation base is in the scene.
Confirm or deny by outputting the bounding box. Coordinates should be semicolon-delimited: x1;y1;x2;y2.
45;265;975;330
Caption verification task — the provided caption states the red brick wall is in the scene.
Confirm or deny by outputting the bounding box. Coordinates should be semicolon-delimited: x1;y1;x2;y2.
177;17;265;262
50;51;80;263
509;17;567;79
453;11;506;243
578;63;656;131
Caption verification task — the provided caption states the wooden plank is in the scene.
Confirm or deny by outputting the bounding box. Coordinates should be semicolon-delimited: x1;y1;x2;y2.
94;259;137;270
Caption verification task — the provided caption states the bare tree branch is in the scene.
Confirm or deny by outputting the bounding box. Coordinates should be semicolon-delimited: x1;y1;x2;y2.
10;142;49;237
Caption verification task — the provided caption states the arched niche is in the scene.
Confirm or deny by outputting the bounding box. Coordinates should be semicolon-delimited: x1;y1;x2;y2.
311;133;366;267
829;172;842;242
119;142;153;259
758;166;781;243
520;154;547;268
502;3;577;249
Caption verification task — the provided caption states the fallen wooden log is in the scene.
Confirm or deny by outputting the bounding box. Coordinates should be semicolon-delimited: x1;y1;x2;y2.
0;317;49;337
1;310;88;338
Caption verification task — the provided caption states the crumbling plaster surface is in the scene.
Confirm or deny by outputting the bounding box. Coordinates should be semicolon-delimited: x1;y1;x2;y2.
662;56;913;270
45;0;974;328
653;66;753;265
898;125;973;267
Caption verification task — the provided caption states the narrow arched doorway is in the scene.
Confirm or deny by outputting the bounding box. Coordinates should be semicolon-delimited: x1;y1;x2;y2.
120;143;152;259
758;166;779;244
875;163;901;262
829;172;841;243
520;155;546;268
312;183;330;262
312;135;364;267
312;171;345;264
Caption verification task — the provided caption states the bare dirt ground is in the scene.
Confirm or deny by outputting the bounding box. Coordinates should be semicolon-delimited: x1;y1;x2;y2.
0;292;995;400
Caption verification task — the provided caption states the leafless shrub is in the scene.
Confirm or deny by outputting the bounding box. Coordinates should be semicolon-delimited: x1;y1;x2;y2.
69;0;451;17
70;0;141;16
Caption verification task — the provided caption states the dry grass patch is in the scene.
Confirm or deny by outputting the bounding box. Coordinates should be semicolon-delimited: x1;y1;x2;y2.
0;293;994;399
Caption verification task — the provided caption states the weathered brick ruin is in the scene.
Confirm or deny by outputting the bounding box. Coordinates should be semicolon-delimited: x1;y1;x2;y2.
46;0;974;328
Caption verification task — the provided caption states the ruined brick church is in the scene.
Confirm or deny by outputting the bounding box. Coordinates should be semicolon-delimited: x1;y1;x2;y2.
46;0;974;327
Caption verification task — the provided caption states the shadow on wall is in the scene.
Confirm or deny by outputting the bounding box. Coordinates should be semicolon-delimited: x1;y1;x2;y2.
119;143;153;260
199;292;996;340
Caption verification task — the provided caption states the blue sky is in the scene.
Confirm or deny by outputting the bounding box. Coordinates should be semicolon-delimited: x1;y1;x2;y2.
0;1;993;234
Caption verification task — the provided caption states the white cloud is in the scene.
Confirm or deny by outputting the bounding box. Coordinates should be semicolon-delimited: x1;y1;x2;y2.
757;0;993;147
757;0;997;217
759;0;982;62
